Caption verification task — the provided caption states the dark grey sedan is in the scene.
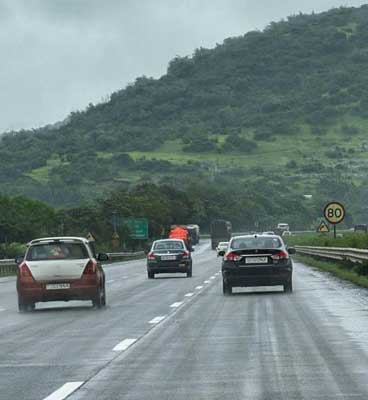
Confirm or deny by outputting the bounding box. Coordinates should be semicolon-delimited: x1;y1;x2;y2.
147;239;192;279
221;235;295;295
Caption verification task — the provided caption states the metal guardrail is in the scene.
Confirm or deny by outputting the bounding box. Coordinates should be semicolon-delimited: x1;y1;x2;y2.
295;245;368;264
0;251;146;276
106;251;145;262
0;259;17;276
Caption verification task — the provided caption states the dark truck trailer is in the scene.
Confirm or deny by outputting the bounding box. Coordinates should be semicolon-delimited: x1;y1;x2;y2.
210;220;232;250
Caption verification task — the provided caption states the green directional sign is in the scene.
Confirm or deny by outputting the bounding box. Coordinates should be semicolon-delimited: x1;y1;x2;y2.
124;218;149;239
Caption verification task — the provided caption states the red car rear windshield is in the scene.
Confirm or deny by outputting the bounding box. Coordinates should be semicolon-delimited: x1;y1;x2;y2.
26;242;89;261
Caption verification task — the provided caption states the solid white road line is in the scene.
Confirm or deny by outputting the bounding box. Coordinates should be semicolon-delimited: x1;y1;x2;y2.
149;316;166;324
43;382;84;400
195;286;203;290
113;338;137;352
184;292;194;297
170;302;184;308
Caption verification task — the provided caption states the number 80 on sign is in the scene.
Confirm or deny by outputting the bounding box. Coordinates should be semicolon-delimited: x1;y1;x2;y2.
323;202;345;224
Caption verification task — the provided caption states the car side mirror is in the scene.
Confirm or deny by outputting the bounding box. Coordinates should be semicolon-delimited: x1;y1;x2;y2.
288;247;296;255
218;250;225;256
97;253;109;262
15;255;24;264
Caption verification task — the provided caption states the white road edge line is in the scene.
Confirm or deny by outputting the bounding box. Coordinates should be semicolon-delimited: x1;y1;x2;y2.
195;286;203;290
170;302;184;308
184;292;194;297
113;338;137;352
149;316;166;324
43;381;84;400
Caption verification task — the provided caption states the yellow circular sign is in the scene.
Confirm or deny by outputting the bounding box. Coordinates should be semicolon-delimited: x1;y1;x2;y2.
323;202;345;224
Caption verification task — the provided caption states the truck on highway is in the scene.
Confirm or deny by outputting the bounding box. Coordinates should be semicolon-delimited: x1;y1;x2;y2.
186;224;200;245
210;219;232;250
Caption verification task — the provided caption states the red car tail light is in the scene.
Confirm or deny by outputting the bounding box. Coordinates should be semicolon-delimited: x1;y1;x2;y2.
147;252;156;260
18;262;39;287
182;250;190;259
271;250;289;261
224;252;241;262
83;260;97;275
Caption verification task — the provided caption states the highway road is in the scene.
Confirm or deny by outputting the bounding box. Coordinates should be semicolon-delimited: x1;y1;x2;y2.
2;241;368;399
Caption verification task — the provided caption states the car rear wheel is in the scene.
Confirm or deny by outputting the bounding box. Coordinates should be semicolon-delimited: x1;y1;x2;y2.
187;268;192;278
93;285;106;308
148;271;154;279
18;297;35;313
223;280;232;296
284;280;293;293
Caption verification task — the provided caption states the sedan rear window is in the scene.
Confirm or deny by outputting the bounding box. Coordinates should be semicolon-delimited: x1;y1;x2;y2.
26;242;89;261
154;241;184;251
231;237;282;250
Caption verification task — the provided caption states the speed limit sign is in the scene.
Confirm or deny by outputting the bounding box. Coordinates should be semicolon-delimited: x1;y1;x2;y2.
323;202;345;224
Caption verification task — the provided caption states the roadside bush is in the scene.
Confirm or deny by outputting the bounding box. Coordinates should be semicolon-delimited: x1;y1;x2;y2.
0;242;27;259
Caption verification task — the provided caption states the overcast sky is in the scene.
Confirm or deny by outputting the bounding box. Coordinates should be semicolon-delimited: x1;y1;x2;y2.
1;0;367;133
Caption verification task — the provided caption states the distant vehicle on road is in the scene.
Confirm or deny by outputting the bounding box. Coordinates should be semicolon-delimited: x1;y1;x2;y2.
169;225;193;251
277;223;290;231
354;224;368;233
221;234;295;295
275;223;290;236
262;231;275;235
210;219;232;250
282;230;292;237
186;224;200;245
16;237;108;312
216;241;229;257
147;239;192;279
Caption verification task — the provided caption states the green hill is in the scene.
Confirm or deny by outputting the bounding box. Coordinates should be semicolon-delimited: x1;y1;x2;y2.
2;5;368;214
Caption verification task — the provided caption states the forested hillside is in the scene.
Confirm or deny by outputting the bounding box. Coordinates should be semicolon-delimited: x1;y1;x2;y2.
1;5;368;224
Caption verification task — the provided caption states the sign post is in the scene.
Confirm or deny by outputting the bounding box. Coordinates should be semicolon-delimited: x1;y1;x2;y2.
323;202;345;239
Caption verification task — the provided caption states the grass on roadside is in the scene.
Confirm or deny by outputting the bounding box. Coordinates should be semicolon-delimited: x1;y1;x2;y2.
286;232;368;249
295;254;368;289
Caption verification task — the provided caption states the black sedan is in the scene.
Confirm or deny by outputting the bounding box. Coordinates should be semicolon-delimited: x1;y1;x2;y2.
220;235;295;295
147;239;193;279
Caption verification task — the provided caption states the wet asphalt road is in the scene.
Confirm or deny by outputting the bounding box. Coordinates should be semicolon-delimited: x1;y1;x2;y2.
2;242;368;399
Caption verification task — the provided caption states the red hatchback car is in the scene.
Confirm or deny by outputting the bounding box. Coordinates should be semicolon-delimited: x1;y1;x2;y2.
16;237;108;312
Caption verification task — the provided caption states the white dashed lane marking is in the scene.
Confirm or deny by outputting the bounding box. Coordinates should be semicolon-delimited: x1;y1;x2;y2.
170;302;184;308
195;286;203;290
149;316;166;324
43;381;84;400
113;338;137;352
106;280;115;284
184;293;194;297
204;280;210;284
